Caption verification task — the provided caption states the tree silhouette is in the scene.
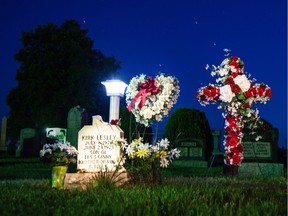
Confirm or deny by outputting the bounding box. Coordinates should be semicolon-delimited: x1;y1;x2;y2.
6;20;121;149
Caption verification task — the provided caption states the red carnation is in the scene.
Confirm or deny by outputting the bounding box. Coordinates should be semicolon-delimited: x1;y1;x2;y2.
243;103;251;108
225;77;234;85
257;86;264;96
227;130;239;138
211;87;220;97
227;137;238;147
203;88;212;97
232;154;242;164
245;88;253;97
110;119;119;125
237;144;244;153
225;158;231;164
230;56;239;61
265;88;272;98
229;61;239;68
230;84;241;94
226;115;237;123
200;95;207;101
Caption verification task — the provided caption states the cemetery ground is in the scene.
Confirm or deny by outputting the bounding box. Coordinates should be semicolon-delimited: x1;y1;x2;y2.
0;157;286;216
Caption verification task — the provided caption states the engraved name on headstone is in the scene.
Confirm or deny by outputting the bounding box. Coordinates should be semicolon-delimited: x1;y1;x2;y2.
77;115;123;172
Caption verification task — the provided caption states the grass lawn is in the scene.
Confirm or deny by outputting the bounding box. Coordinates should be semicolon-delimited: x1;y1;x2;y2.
0;156;286;216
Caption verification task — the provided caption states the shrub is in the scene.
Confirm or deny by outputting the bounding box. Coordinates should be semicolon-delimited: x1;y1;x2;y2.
163;108;213;160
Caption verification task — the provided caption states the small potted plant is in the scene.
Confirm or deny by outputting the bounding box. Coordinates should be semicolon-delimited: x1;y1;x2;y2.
40;140;78;189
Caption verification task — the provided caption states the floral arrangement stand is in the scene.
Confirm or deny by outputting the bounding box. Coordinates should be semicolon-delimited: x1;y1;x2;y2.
196;56;271;169
118;137;180;185
126;73;180;127
51;166;68;189
124;73;181;184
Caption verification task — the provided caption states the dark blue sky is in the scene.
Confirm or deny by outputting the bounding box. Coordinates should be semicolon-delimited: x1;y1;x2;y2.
0;0;287;148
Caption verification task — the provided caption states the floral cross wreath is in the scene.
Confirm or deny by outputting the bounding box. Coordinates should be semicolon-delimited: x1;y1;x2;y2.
196;56;271;166
126;73;180;127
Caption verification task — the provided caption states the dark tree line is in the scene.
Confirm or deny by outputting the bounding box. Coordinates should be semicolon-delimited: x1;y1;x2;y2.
6;20;121;151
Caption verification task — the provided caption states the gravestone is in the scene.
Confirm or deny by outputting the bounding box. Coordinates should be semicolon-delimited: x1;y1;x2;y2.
64;115;128;190
243;141;273;161
174;138;208;167
0;116;8;154
46;128;67;143
77;115;124;172
16;128;36;157
238;122;284;177
242;121;278;163
208;130;224;167
67;106;88;148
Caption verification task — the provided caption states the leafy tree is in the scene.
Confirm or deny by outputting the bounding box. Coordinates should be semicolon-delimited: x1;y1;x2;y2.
6;20;121;149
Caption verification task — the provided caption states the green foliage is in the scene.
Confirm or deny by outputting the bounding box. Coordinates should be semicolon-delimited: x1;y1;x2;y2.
163;107;213;159
6;19;121;146
0;157;287;215
0;177;286;215
163;107;212;142
125;156;161;185
88;171;117;191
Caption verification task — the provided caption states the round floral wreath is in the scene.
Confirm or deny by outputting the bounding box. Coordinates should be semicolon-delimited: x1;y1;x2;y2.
126;73;180;126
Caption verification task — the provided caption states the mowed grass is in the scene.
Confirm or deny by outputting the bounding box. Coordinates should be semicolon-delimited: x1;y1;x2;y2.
0;157;286;216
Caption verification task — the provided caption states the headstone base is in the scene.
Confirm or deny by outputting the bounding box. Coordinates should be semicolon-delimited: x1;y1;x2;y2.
173;160;208;168
238;162;284;177
64;169;129;190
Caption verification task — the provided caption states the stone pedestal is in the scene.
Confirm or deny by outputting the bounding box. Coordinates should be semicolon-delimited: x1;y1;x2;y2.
238;162;284;177
64;170;129;190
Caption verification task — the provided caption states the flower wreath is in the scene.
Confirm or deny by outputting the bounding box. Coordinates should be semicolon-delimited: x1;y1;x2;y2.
126;73;180;126
196;56;271;166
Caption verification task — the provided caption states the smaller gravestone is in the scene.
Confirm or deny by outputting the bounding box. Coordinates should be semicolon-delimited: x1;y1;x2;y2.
0;116;7;154
16;128;36;157
208;130;224;167
242;122;278;163
239;122;283;177
67;106;88;148
174;138;207;167
77;115;124;172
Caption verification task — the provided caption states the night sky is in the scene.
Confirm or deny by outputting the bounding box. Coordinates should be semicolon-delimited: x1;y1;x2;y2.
0;0;287;148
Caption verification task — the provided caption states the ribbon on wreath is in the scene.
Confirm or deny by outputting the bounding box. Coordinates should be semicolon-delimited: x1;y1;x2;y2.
128;77;160;112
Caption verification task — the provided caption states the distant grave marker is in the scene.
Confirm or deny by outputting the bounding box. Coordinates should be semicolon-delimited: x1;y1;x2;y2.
16;128;36;157
174;138;207;167
67;106;88;148
0;116;7;154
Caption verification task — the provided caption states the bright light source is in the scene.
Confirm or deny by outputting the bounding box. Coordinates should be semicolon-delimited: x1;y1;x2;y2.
101;79;127;122
101;80;127;97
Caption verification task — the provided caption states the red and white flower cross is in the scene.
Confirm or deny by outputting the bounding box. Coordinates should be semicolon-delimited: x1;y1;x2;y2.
196;56;272;166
